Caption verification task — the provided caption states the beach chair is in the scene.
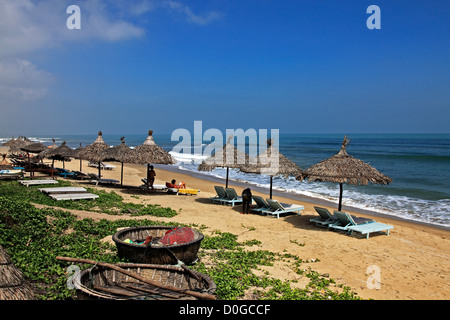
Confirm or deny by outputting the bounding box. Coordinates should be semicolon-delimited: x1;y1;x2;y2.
263;199;304;219
310;206;338;227
88;173;119;186
251;196;270;214
222;188;243;207
19;179;59;187
329;211;393;238
49;193;99;201
210;186;228;204
56;168;77;178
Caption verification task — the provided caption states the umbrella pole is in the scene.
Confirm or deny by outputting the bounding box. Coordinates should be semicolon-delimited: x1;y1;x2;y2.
338;183;343;211
226;167;229;188
147;164;150;191
80;159;82;172
98;161;101;179
270;176;273;199
121;162;124;186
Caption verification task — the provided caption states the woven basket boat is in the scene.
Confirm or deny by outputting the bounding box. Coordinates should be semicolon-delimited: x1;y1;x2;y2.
72;263;216;300
112;226;204;265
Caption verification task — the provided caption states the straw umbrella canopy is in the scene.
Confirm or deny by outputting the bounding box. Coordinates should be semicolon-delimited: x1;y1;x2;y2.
39;141;75;169
99;136;136;185
298;136;392;211
0;245;36;300
7;137;32;154
74;131;109;178
20;142;47;154
2;136;15;146
198;135;254;188
240;139;303;199
131;130;175;190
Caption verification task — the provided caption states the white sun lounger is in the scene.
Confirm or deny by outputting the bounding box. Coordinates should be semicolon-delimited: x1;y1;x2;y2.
38;187;87;194
49;193;99;201
19;179;59;187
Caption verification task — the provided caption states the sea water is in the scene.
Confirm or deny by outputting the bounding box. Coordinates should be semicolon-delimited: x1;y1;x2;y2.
2;133;449;228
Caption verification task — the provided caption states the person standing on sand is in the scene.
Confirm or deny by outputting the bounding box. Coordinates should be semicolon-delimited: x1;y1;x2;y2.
241;188;252;214
148;165;156;190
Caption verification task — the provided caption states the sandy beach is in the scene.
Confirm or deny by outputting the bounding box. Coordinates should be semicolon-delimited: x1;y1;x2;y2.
3;148;449;300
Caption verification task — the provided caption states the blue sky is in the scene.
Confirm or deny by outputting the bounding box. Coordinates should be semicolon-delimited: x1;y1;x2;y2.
0;0;449;136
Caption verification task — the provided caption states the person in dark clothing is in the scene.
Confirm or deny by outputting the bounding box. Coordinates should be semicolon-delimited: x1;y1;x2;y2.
241;188;252;214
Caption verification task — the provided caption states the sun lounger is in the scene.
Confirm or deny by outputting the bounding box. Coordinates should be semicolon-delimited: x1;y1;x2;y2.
221;188;243;207
49;193;99;201
263;199;304;219
88;173;119;186
310;206;339;227
19;179;59;187
251;196;270;213
210;186;228;203
56;168;77;178
38;187;87;194
329;211;392;238
91;178;120;186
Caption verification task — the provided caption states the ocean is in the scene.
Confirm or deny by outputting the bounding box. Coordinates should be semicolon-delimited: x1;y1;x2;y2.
2;133;449;228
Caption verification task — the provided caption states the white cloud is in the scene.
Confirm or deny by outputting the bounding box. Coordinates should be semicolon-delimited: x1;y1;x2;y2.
0;0;222;102
163;1;222;25
0;59;54;101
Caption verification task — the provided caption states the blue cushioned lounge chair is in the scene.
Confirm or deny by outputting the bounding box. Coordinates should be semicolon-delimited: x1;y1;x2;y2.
330;211;393;239
263;199;304;219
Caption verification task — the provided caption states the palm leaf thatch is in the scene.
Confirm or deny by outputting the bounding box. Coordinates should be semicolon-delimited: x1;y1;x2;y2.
0;245;36;300
299;136;392;211
39;142;75;168
7;137;32;154
74;131;108;162
2;136;15;146
74;131;109;178
198;135;254;188
100;137;136;185
20;142;47;154
239;139;303;199
132;130;175;191
132;130;175;165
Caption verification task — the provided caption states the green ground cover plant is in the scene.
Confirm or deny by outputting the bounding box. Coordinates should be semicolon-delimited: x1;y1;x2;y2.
0;180;360;300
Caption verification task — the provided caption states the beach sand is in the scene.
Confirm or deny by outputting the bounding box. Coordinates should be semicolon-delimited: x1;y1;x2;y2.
3;150;449;300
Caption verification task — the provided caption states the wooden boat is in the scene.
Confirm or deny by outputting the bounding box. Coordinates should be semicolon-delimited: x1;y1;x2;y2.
71;262;216;300
112;226;204;265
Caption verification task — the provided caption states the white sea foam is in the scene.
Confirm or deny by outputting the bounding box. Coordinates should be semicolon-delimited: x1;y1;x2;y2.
170;153;450;228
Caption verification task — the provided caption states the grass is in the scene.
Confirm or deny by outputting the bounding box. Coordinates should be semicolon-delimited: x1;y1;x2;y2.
0;180;361;300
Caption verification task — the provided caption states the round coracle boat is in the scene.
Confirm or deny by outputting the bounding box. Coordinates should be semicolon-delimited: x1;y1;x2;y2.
72;262;216;300
112;226;204;265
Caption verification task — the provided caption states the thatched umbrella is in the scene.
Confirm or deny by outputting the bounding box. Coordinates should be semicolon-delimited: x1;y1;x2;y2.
74;131;109;178
240;139;303;199
99;137;136;185
20;142;47;154
0;245;36;300
198;135;254;188
2;136;15;147
7;137;32;154
299;136;392;211
131;130;175;190
39;141;75;169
